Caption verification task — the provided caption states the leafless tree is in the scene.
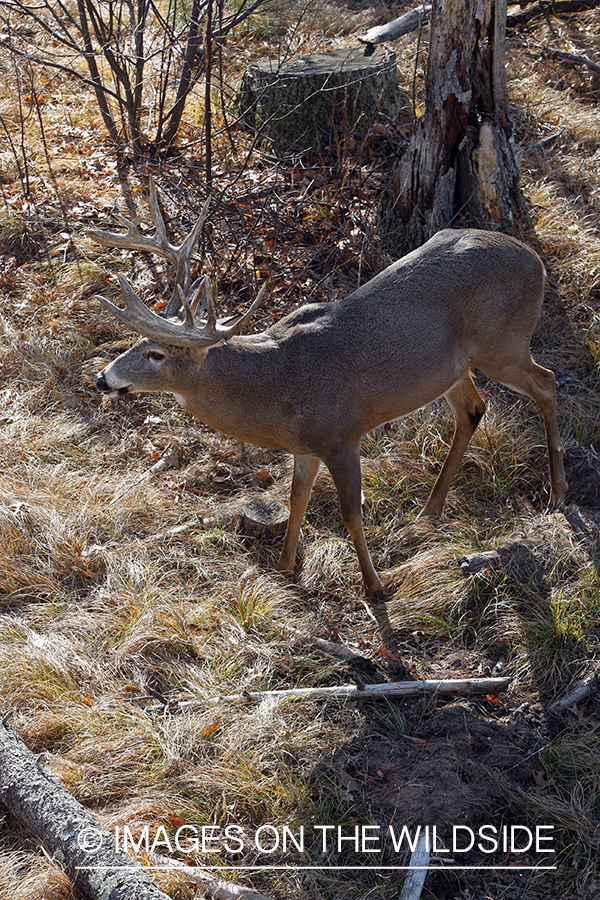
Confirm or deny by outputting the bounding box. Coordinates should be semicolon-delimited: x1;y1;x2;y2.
0;0;268;155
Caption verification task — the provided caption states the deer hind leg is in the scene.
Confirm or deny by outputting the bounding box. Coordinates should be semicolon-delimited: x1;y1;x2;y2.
276;454;320;573
419;372;486;519
480;357;567;508
325;442;384;599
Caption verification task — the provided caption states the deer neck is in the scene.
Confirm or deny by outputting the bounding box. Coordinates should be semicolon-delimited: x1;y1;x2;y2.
178;335;288;449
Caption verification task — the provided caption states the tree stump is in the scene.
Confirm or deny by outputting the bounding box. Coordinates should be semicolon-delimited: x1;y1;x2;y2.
237;47;408;154
239;499;289;540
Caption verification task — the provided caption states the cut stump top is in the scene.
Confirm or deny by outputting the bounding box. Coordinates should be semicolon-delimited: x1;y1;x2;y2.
237;47;407;154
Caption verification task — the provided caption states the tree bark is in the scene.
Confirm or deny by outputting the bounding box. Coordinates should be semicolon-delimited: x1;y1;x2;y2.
0;720;169;900
383;0;522;253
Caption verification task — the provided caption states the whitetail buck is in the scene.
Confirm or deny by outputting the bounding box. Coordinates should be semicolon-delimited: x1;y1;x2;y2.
92;180;567;600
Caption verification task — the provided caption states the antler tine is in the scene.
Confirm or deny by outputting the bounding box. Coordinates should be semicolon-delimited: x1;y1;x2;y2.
203;275;217;331
88;179;210;319
96;275;220;347
96;274;174;337
165;197;211;316
147;175;168;245
220;282;266;339
87;176;191;270
99;276;265;347
177;285;195;328
181;198;211;274
87;215;180;269
189;277;206;317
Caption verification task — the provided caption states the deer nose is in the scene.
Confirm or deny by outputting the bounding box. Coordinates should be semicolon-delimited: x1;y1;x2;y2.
95;372;109;392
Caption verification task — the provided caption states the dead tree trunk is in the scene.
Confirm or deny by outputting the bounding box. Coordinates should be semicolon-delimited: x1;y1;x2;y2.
383;0;522;252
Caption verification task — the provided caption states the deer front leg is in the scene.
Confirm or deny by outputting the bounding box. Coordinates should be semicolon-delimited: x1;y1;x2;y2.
326;443;399;658
276;454;320;573
325;442;383;599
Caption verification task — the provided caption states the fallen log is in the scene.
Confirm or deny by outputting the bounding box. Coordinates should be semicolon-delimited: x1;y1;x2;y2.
176;677;511;708
283;623;364;661
549;668;600;713
0;719;169;900
506;0;600;28
153;855;274;900
358;4;432;45
399;831;431;900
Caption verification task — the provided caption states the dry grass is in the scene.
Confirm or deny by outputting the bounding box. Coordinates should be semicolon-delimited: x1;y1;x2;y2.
0;3;600;899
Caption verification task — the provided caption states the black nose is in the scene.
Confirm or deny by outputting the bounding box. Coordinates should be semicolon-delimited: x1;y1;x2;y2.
95;372;109;392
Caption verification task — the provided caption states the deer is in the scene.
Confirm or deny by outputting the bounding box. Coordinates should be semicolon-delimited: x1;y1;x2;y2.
91;179;567;605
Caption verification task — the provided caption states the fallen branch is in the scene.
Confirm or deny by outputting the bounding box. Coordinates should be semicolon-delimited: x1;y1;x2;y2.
507;0;600;28
358;4;432;45
283;624;364;661
458;550;501;574
153;855;274;900
0;720;169;900
543;46;600;75
549;668;600;713
399;831;431;900
210;677;511;705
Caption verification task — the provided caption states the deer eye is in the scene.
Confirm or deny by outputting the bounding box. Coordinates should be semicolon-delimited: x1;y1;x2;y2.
148;350;165;362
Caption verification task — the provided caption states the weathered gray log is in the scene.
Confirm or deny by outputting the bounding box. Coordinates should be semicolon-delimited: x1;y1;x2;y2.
506;0;600;28
458;540;550;577
359;4;432;45
399;831;431;900
222;677;511;704
549;668;600;713
283;624;363;661
239;498;289;539
153;855;274;900
458;550;502;574
237;47;407;153
0;720;169;900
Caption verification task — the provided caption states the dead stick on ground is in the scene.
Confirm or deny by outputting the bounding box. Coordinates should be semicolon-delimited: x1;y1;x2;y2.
543;47;600;75
177;677;511;708
549;667;599;713
152;855;274;900
399;831;431;900
283;623;363;661
358;4;432;45
0;719;169;900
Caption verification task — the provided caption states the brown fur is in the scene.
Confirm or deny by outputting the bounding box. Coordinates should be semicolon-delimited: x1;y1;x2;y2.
97;229;567;597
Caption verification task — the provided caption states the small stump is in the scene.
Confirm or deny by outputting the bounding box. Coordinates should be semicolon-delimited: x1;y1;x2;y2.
240;499;289;540
237;47;407;154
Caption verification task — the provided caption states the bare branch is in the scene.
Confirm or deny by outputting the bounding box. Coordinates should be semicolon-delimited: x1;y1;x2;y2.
358;4;432;45
543;46;600;75
177;678;512;708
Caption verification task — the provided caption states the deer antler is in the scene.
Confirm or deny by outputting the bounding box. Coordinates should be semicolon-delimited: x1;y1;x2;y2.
88;176;266;346
96;276;266;348
87;176;210;316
